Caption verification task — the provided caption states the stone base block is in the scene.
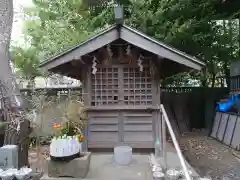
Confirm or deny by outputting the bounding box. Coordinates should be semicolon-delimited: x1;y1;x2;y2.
114;146;132;166
47;152;91;178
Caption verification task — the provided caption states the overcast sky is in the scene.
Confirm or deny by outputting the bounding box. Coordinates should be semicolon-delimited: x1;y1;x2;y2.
12;0;33;45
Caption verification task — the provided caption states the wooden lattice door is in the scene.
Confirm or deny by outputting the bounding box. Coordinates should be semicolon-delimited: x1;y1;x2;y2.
91;67;119;106
123;67;152;105
88;65;155;149
91;66;153;106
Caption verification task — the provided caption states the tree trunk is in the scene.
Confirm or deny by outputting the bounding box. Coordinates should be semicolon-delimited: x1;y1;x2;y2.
0;0;30;168
200;67;208;87
211;73;216;88
239;18;240;57
223;63;230;88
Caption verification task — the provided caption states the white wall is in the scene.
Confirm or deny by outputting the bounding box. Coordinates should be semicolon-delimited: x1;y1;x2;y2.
17;76;82;89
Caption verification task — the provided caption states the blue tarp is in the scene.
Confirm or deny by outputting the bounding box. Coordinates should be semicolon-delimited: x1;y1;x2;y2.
216;93;240;112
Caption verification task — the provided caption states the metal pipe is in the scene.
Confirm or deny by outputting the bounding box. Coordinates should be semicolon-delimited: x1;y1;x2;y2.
160;104;191;180
158;109;162;156
161;111;167;171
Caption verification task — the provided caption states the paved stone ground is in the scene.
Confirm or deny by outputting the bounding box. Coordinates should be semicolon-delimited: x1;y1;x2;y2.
179;133;240;180
29;147;153;180
86;154;152;180
30;144;199;180
41;153;153;180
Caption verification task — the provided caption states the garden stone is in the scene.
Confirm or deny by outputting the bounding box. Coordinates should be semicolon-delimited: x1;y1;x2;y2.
47;152;91;178
0;145;18;169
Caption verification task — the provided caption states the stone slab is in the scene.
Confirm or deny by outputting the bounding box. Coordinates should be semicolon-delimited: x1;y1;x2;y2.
47;152;91;178
0;145;18;169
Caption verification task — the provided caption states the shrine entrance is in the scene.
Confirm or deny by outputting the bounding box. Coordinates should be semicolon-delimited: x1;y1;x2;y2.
88;65;157;149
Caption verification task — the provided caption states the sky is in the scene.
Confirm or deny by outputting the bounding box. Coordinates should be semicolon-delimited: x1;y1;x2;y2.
11;0;80;84
12;0;33;45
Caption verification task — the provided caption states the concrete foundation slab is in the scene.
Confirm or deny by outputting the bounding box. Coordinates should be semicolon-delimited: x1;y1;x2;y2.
42;153;152;180
41;143;199;180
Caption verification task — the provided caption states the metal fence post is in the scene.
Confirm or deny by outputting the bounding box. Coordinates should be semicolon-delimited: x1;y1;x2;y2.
159;107;162;155
161;109;167;171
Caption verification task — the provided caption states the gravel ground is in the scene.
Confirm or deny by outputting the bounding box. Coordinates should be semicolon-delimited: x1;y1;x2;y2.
179;132;240;180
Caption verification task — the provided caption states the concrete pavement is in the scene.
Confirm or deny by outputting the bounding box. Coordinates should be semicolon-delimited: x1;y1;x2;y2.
42;153;152;180
41;143;199;180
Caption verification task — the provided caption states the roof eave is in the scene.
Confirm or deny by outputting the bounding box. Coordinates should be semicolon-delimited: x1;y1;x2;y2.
39;24;205;71
121;25;205;70
39;25;118;69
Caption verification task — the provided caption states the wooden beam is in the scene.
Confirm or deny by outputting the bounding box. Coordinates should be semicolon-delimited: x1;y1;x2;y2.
51;63;83;80
72;57;86;65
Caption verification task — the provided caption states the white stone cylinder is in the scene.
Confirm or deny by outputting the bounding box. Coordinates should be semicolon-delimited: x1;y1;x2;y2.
113;146;132;166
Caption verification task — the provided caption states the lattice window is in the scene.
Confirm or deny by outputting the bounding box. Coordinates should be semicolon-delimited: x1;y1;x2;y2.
123;67;152;105
91;67;119;106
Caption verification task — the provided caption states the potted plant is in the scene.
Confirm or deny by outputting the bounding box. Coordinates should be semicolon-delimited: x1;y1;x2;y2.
61;99;86;152
60;121;85;151
50;122;81;161
49;99;87;161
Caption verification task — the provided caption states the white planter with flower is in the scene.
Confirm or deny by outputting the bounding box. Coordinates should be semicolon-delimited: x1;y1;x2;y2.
50;135;80;160
50;100;86;160
50;130;85;159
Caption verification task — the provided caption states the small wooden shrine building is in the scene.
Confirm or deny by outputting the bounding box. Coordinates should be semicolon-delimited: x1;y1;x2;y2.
39;24;205;149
